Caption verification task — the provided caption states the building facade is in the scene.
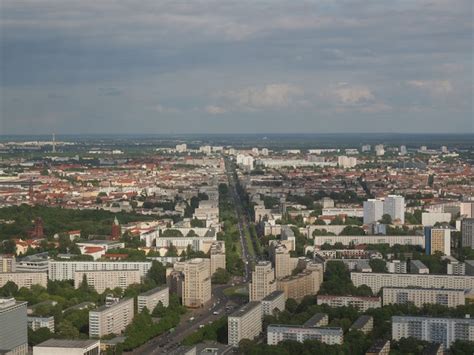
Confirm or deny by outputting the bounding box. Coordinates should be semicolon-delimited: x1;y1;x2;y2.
89;298;134;338
382;287;465;307
262;291;286;316
27;315;55;332
392;315;474;349
209;241;226;276
267;325;343;345
0;272;47;289
249;261;276;302
176;258;211;308
317;295;381;312
228;302;263;347
0;298;27;355
74;270;141;293
461;218;474;248
137;285;169;313
424;227;451;256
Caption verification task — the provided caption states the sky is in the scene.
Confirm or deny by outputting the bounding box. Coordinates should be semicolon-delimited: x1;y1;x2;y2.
0;0;472;135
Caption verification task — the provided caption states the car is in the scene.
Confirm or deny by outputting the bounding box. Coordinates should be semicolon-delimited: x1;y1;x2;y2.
199;324;205;328
213;311;220;315
189;317;195;322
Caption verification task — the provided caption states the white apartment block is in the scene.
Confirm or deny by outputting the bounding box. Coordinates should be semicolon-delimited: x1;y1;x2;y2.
363;199;384;225
382;287;465;308
313;235;424;248
317;295;381;312
322;208;364;218
425;227;451;256
137;285;169;313
267;325;343;345
338;156;358;169
384;195;405;224
410;260;429;274
249;261;276;302
392;316;474;349
89;298;134;338
422;212;451;227
0;272;47;289
262;291;286;316
74;270;141;293
228;302;263;347
48;261;152;281
387;260;407;274
351;272;474;294
0;254;16;272
210;241;226;276
27;316;55;332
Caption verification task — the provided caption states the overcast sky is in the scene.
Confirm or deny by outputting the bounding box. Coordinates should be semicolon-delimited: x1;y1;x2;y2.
1;0;472;135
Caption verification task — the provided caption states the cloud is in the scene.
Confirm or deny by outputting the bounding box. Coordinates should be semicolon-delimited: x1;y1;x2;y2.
98;87;122;96
154;104;180;113
405;80;453;96
325;83;391;113
218;83;304;111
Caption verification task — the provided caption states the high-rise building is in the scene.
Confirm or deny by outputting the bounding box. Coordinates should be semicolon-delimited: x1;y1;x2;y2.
228;302;262;347
273;244;297;279
383;195;405;224
0;254;16;272
461;218;474;248
392;316;474;349
261;291;286;316
400;145;407;155
363;199;384;225
176;143;187;153
111;216;121;240
209;241;226;276
460;202;474;218
89;298;134;338
175;258;211;308
249;261;276;301
337;156;357;169
424;226;451;256
375;145;385;156
0;298;28;355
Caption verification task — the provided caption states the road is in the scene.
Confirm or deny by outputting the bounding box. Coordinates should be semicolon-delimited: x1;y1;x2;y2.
224;158;254;280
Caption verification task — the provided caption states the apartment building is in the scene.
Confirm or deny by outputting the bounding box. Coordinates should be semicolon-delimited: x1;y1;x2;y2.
387;260;407;274
276;268;322;300
261;291;286;316
365;339;390;355
48;260;152;281
424;226;451;256
228;302;263;347
461;218;474;248
175;258;211;308
383;195;405;224
267;325;343;345
0;254;15;272
0;272;47;289
0;298;27;355
313;235;424;248
351;272;474;293
304;313;329;328
350;315;374;334
392;315;474;349
210;241;226;276
74;270;141;293
363;199;384;225
382;287;465;307
27;315;55;332
33;339;100;355
317;295;381;312
249;261;276;302
273;244;298;279
137;285;169;313
89;298;134;338
409;260;429;274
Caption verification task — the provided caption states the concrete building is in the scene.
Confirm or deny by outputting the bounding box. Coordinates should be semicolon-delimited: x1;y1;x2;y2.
267;325;343;345
33;339;100;355
365;339;390;355
350;315;374;334
382;287;465;307
313;235;424;248
228;302;262;347
460;202;474;218
276;264;323;301
364;199;384;225
447;260;466;275
410;260;429;274
0;272;47;289
317;295;381;312
461;218;474;248
210;241;226;276
48;260;152;281
304;313;328;328
74;270;141;293
383;195;405;224
424;226;451;256
175;258;211;308
261;291;286;316
273;244;297;279
89;298;134;338
0;298;27;355
27;315;55;332
0;254;15;272
422;212;451;227
387;260;407;274
249;261;276;302
392;315;474;349
351;272;474;293
338;156;357;169
15;254;49;273
137;285;169;313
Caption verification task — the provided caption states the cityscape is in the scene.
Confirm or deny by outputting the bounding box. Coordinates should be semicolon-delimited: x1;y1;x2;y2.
1;0;473;355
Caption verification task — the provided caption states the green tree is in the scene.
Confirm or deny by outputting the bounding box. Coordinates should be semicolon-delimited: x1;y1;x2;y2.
369;259;388;273
380;214;392;224
28;327;53;346
212;268;230;284
57;320;81;339
0;281;18;297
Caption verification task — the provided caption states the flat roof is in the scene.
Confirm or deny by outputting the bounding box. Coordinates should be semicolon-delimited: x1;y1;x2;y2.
229;301;261;318
304;313;328;328
91;298;133;313
35;339;99;348
262;290;285;301
139;285;169;297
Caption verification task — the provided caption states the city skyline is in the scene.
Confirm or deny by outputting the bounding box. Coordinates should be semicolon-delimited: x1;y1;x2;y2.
1;0;472;134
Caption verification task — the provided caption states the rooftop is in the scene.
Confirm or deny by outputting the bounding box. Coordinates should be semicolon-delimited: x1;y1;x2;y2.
35;339;99;349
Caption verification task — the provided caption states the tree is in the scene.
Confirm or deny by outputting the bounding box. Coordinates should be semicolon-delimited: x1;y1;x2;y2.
369;259;388;273
285;298;298;313
57;320;80;339
450;340;474;354
190;219;205;228
212;268;230;284
146;261;166;285
165;244;178;257
380;214;392;225
340;226;365;236
28;327;53;346
0;281;18;297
